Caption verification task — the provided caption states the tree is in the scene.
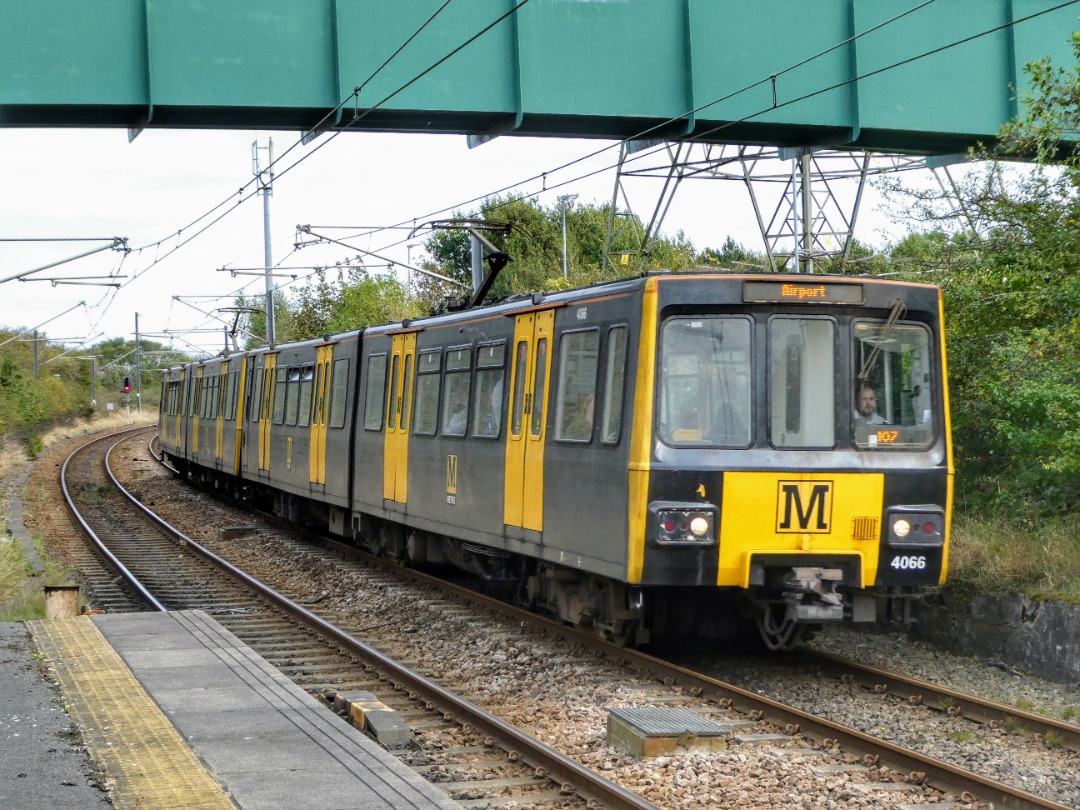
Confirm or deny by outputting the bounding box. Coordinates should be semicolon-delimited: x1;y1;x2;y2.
876;31;1080;516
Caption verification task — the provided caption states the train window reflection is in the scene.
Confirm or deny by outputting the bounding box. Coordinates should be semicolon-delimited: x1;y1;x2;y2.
363;354;386;431
852;321;935;449
659;317;752;447
769;318;834;448
441;347;471;437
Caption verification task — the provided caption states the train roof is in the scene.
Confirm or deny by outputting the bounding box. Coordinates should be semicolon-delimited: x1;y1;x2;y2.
161;270;940;374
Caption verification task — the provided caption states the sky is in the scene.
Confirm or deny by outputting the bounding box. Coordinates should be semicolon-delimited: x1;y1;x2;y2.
0;126;925;357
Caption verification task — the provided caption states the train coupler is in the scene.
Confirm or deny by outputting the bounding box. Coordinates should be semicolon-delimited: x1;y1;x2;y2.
784;567;845;622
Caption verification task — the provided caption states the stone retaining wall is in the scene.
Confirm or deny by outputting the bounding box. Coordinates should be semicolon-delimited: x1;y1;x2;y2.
911;588;1080;683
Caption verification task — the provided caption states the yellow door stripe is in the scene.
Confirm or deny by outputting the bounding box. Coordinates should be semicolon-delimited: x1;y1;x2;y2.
627;278;659;583
938;291;954;584
233;355;247;476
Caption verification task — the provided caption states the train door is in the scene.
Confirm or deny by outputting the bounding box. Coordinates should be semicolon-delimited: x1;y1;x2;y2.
383;333;417;503
176;369;186;456
309;344;333;487
503;309;554;532
192;366;204;455
259;353;277;472
215;362;227;466
233;356;247;476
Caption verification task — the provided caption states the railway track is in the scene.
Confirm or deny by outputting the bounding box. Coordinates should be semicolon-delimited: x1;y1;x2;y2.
53;426;1079;810
61;427;654;810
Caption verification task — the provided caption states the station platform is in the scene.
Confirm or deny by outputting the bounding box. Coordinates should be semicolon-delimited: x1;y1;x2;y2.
29;610;461;810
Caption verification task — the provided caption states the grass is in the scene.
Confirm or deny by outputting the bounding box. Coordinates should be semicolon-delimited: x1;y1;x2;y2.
948;513;1080;602
0;411;149;622
0;535;80;621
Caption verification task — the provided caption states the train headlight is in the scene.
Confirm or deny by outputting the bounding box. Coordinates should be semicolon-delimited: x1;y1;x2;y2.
887;508;945;547
651;503;718;545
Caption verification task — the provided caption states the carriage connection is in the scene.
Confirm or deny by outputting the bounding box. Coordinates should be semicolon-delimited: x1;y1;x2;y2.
159;271;952;650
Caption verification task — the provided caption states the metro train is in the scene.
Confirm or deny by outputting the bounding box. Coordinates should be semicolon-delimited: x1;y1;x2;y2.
159;271;952;650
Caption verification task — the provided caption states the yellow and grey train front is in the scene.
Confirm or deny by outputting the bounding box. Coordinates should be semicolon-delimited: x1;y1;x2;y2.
629;275;952;650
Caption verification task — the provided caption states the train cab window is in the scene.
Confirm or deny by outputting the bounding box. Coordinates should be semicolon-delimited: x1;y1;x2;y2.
272;367;287;424
769;317;834;448
601;326;628;445
413;350;441;435
555;329;599;442
297;364;314;428
659;317;752;447
441;347;471;436
852;321;936;449
472;343;505;439
328;358;349;429
363;353;387;431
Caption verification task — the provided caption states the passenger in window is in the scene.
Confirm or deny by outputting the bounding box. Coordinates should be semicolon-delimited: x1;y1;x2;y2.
563;390;595;441
445;406;467;435
854;384;886;424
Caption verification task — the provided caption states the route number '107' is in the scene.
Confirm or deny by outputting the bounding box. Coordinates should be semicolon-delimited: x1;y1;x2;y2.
890;555;927;570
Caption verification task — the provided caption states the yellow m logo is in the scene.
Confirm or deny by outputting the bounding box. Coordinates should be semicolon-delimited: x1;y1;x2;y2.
776;481;833;533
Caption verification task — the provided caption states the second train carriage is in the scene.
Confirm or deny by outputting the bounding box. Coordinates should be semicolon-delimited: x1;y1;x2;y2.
160;272;952;650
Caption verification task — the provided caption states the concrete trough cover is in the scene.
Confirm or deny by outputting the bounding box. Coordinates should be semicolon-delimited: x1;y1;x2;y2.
607;707;731;758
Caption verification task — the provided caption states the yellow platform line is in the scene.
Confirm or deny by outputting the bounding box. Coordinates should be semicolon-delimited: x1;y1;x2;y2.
30;617;234;810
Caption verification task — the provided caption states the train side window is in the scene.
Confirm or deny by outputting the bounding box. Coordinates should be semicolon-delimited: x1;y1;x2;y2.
363;353;387;431
210;374;221;418
413;350;441;435
284;366;302;426
440;347;471;437
510;340;528;436
297;364;314;428
272;366;287;424
328;358;350;429
601;326;628;445
386;355;400;428
555;329;599;442
472;342;505;439
531;338;548;437
247;365;261;422
768;317;834;448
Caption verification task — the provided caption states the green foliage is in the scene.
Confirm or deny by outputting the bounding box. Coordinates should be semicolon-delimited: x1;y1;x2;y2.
876;36;1080;520
25;434;43;458
999;30;1080;168
416;195;701;310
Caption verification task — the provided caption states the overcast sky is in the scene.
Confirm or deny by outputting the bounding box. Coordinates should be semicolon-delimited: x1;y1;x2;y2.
0;126;916;356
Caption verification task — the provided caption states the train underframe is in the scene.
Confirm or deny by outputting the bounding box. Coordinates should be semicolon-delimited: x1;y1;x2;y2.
171;459;915;653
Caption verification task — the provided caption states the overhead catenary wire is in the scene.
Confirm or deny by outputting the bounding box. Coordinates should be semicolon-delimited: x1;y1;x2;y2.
70;0;1077;350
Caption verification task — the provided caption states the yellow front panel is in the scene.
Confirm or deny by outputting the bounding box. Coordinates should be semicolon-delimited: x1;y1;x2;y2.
719;472;885;587
215;362;228;463
627;279;659;583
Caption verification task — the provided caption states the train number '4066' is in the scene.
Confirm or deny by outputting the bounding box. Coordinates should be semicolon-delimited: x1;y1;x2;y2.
889;554;927;570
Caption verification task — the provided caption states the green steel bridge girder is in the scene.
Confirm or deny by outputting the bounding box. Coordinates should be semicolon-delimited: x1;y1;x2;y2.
1;1;1076;155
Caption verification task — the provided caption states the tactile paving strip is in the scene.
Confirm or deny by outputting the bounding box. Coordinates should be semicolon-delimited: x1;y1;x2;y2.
30;616;233;810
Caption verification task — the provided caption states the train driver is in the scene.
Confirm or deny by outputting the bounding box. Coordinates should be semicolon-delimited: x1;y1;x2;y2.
854;383;886;425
